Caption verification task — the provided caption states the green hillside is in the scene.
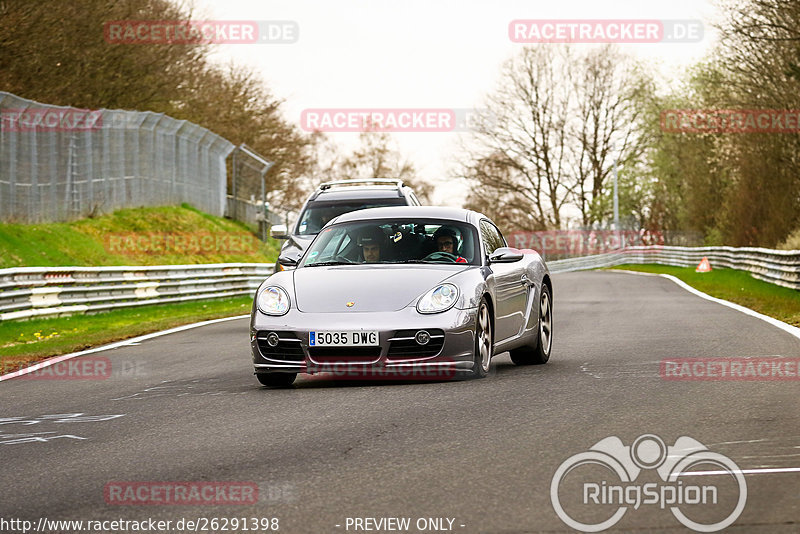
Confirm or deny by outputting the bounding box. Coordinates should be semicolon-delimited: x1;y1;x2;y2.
0;204;280;268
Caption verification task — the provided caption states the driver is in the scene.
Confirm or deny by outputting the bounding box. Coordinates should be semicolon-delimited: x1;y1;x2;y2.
307;212;333;233
434;226;459;254
432;226;467;263
357;226;385;263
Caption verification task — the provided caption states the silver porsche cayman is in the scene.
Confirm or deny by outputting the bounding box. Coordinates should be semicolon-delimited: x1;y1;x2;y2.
250;206;552;387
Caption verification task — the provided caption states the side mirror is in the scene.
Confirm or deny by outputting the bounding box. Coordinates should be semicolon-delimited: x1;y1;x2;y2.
270;224;289;240
488;247;524;264
278;256;298;267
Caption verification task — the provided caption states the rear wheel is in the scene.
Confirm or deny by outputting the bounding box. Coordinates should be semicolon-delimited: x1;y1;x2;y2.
470;297;492;378
256;373;296;388
510;284;552;365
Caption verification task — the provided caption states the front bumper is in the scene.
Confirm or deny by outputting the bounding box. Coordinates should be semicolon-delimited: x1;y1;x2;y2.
250;305;478;376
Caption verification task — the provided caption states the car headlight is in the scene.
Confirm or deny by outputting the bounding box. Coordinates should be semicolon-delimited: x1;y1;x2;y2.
257;286;290;315
416;283;459;314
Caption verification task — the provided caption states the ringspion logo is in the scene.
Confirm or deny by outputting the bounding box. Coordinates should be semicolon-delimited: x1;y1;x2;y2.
551;434;746;532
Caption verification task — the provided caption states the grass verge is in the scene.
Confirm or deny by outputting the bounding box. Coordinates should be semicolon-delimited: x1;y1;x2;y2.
608;264;800;327
0;204;280;268
0;295;252;373
0;204;276;374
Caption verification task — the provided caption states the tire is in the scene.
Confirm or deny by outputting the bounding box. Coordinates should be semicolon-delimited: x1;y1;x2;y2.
256;372;296;388
510;284;552;365
470;297;493;378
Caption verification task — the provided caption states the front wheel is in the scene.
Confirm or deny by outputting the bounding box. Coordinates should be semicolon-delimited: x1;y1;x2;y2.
470;297;493;378
510;284;552;365
256;373;296;388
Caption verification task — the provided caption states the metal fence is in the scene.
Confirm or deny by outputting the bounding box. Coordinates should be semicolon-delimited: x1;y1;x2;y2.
0;263;273;321
549;245;800;290
0;91;234;223
226;196;284;228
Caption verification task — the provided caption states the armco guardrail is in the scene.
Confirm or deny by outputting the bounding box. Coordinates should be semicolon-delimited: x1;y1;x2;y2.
3;245;798;321
548;245;800;290
0;263;274;321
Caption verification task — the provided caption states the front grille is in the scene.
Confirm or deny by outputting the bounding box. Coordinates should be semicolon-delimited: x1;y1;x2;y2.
256;331;305;362
308;347;381;363
387;329;445;359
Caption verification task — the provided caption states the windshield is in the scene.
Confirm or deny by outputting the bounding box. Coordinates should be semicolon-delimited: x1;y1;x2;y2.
299;219;480;267
294;199;407;236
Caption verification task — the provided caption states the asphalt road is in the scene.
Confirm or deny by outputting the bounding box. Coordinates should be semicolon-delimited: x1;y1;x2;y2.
1;270;799;533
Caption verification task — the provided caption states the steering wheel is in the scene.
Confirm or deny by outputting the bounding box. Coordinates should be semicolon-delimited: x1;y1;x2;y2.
421;251;459;263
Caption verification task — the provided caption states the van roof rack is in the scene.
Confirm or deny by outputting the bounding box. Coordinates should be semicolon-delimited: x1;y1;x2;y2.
319;178;404;190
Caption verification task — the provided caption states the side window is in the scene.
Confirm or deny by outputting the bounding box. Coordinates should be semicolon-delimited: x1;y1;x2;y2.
479;220;505;255
407;191;421;206
311;228;350;263
492;222;508;248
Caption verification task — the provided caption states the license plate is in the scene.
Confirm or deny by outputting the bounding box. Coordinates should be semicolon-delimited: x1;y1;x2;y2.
310;331;379;347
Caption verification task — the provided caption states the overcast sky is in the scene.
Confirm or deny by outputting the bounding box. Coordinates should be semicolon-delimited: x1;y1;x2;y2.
198;0;723;206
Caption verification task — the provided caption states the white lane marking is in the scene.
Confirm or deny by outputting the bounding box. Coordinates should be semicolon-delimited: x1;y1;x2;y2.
708;438;769;446
678;467;800;476
0;413;125;425
0;315;249;382
0;434;87;445
609;270;800;341
0;413;126;445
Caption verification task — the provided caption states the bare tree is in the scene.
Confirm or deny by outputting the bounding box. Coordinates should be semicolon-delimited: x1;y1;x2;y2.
570;46;653;226
463;46;573;229
314;129;434;203
460;44;652;230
